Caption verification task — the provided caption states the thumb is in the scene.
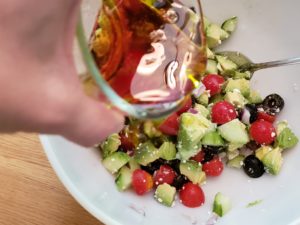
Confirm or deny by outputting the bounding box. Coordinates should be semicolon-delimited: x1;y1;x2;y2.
61;95;125;147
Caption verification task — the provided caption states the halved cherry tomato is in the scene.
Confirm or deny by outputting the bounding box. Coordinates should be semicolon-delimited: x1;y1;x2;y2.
211;101;237;125
202;74;225;96
191;151;205;163
257;112;276;123
132;169;153;195
179;182;205;208
177;97;192;115
250;120;276;145
153;165;177;186
202;157;224;177
158;113;179;136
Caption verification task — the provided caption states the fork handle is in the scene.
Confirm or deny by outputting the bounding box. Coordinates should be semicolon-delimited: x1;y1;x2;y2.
247;57;300;72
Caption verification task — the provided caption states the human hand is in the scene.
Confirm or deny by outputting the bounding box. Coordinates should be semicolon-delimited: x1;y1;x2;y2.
0;0;124;146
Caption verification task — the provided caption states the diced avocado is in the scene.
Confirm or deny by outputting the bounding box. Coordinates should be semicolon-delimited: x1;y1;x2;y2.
102;133;121;158
206;24;224;48
255;146;273;161
218;119;250;144
206;47;215;59
159;141;176;160
224;91;248;108
220;29;230;40
115;166;132;191
128;157;140;171
262;147;283;175
143;120;162;138
233;71;251;80
227;155;245;169
134;141;160;166
213;192;232;217
227;150;239;160
102;152;130;174
276;121;288;136
248;90;263;104
221;16;238;33
227;142;244;152
206;59;218;74
202;131;225;146
178;113;215;160
196;91;210;106
194;104;209;118
180;160;206;184
210;94;224;104
224;78;250;98
154;183;176;207
276;127;299;149
216;55;238;76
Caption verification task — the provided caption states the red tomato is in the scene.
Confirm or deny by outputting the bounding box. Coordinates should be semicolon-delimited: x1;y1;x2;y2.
202;157;224;176
177;97;192;115
250;120;276;145
191;151;205;163
120;134;135;151
179;182;205;208
153;165;176;186
132;169;153;195
211;101;237;125
257;112;276;123
158;113;179;136
202;74;225;96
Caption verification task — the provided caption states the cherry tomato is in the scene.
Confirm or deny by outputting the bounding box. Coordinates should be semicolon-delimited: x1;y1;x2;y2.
257;112;276;123
158;113;179;136
177;97;192;115
250;120;276;145
202;157;224;176
153;165;177;186
202;74;225;96
120;134;135;152
191;151;205;163
132;169;153;195
211;101;237;124
179;182;205;208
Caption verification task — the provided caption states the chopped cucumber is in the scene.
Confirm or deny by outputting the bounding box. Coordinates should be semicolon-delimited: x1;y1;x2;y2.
202;131;225;146
210;94;224;104
115;166;132;191
216;55;238;76
196;91;210;106
194;104;210;118
206;47;215;59
255;146;273;161
221;16;238;33
180;160;206;184
143;120;162;138
213;192;232;217
276;121;288;136
128;157;140;171
218;119;250;144
134;141;160;166
248;90;263;104
206;24;227;48
154;183;176;207
102;152;130;174
233;71;251;80
227;142;244;152
102;133;121;158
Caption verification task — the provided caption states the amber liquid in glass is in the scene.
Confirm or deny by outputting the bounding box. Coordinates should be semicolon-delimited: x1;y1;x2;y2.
86;0;206;105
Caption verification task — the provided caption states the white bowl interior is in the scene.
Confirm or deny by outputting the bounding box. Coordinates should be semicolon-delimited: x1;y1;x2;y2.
42;0;300;224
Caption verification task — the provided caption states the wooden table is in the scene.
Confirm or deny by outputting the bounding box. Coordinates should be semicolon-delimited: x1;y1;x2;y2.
0;133;104;225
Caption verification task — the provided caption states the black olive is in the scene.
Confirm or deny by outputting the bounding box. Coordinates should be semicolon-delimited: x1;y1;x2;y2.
203;145;227;155
241;104;258;124
140;159;167;175
189;7;196;13
246;140;261;151
262;94;285;115
172;174;189;190
201;151;215;163
166;159;181;174
243;155;265;178
124;117;130;125
191;95;198;107
151;137;164;148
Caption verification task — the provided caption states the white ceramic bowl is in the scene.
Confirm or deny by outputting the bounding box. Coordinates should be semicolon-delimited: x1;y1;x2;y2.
41;0;300;224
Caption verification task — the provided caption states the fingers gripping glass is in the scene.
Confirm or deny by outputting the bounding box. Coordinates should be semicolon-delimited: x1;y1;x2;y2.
76;0;206;119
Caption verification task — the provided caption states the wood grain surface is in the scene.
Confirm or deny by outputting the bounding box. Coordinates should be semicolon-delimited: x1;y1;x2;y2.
0;133;104;225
